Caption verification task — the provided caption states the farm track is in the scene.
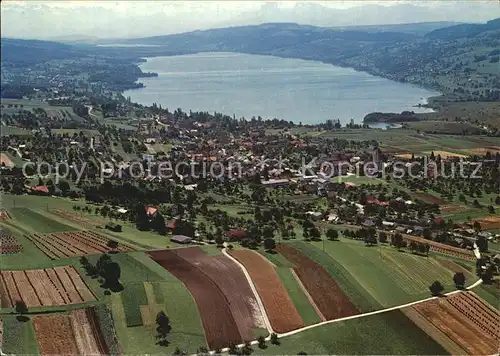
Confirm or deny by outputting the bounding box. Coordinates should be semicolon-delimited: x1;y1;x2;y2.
148;249;242;349
0;267;95;307
25;230;134;259
277;244;359;320
174;247;266;341
228;249;304;333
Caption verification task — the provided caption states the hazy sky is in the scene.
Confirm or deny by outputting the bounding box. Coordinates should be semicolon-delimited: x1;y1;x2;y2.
1;1;498;39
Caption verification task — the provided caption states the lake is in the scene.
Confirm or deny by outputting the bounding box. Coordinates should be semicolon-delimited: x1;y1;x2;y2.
125;52;439;124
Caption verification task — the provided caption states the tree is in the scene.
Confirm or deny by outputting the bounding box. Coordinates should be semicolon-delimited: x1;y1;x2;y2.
151;213;167;235
257;336;267;349
453;272;466;289
309;227;321;241
429;281;444;296
392;233;405;250
58;180;71;194
241;341;253;355
476;236;488;253
270;333;280;345
15;300;29;321
173;347;187;356
263;238;276;252
196;346;209;355
215;234;224;247
155;311;172;346
228;343;239;356
326;228;339;241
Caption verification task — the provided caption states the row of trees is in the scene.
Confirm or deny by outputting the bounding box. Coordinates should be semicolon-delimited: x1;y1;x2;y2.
80;254;123;292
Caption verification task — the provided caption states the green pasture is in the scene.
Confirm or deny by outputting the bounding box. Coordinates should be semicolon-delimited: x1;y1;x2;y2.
7;207;76;233
120;283;148;327
110;252;207;354
259;310;447;355
0;125;33;136
305;238;464;306
0;315;40;354
286;241;382;312
275;267;322;325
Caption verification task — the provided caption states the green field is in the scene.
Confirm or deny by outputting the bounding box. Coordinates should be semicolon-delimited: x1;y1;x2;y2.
303;239;464;307
269;127;500;155
287;241;382;312
0;194;176;250
109;252;207;354
275;267;322;324
8;207;76;233
121;283;148;327
1;315;40;354
0;221;55;269
259;310;448;355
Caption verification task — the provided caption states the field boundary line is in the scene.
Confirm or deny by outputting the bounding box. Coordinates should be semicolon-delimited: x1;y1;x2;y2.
199;254;483;355
290;268;326;322
222;248;274;334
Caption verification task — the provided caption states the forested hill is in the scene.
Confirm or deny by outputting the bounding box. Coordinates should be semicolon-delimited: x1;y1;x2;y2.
425;18;500;40
119;22;419;50
0;38;87;65
108;19;500;101
2;19;499;101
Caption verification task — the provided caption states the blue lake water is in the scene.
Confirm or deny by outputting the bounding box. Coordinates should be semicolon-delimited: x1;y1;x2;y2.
125;52;439;124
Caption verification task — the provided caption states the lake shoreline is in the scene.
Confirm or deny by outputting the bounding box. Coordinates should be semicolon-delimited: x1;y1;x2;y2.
125;52;440;125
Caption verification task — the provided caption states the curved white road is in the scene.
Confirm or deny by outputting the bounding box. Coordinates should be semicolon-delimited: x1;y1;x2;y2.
209;247;484;355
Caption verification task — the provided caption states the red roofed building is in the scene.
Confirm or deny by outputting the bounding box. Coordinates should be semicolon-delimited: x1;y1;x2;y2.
224;229;247;242
145;205;159;217
30;185;50;195
166;219;178;231
367;199;389;207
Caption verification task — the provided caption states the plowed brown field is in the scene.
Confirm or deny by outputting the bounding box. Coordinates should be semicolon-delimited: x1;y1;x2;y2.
412;292;500;355
471;215;500;230
277;244;358;320
33;315;79;355
0;266;96;307
174;247;265;341
414;192;446;205
148;249;241;349
229;249;304;333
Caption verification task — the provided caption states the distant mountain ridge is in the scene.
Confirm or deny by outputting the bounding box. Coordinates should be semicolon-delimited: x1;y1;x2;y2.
426;18;500;40
2;18;499;101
